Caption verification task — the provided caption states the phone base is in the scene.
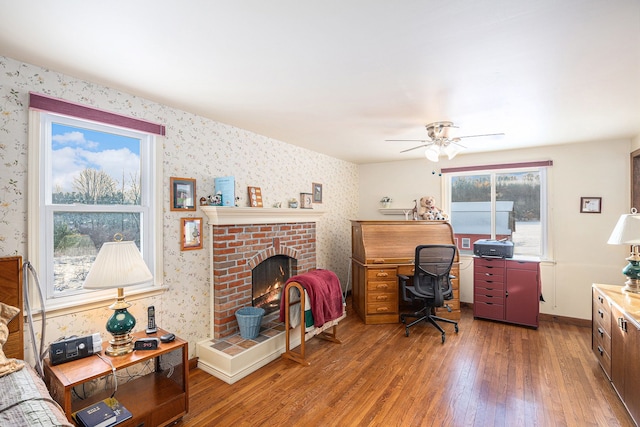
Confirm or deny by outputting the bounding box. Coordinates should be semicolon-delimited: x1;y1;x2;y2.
145;327;158;335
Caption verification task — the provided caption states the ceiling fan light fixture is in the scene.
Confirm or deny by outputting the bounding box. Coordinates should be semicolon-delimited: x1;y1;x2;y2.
424;144;440;162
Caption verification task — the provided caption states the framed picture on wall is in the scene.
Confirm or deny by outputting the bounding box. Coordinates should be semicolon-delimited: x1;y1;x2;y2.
300;192;313;209
580;197;601;213
181;217;203;250
171;177;196;211
312;183;323;203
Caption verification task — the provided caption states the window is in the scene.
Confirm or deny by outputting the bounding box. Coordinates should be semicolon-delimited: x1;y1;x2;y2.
28;94;163;307
443;162;550;258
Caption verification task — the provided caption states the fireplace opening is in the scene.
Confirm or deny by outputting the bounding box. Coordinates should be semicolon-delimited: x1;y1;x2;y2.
252;255;296;315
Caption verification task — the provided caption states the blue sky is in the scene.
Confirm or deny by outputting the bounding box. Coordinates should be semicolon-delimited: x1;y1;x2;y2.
51;123;141;193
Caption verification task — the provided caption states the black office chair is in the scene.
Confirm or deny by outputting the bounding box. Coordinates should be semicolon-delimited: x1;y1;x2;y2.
398;244;459;342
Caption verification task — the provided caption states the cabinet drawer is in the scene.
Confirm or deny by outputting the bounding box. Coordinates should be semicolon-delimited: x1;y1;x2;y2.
592;298;611;334
593;333;612;380
474;276;505;290
475;257;506;268
475;287;504;298
475;266;505;280
474;301;504;320
475;293;504;305
367;268;396;280
506;260;539;271
593;325;611;359
367;280;396;292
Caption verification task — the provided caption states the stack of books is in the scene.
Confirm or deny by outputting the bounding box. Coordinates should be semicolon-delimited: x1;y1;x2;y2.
72;397;132;427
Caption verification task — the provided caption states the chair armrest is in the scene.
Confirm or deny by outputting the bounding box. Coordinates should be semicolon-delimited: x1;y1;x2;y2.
397;274;410;302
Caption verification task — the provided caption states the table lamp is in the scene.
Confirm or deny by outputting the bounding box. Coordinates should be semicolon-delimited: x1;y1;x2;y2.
84;239;153;356
607;209;640;293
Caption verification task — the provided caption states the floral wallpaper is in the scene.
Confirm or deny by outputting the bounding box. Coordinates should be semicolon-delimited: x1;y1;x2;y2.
0;56;358;360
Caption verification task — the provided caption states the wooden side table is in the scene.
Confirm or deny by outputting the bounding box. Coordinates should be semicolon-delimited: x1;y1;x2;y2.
44;329;188;426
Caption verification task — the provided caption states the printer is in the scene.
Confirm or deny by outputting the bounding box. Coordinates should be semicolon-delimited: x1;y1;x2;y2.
473;239;514;258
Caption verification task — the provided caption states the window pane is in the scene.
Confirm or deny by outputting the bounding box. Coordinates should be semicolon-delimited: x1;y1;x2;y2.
497;171;541;256
51;123;142;205
53;212;141;294
450;174;491;253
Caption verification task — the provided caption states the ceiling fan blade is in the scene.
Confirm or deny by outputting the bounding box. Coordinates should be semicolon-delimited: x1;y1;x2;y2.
384;139;430;142
457;133;505;139
400;143;432;153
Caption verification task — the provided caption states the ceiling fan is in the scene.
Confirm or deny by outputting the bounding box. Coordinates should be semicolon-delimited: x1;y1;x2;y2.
386;121;505;161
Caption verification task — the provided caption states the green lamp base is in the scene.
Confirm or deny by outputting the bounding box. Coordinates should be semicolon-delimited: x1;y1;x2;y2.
105;305;136;356
622;258;640;294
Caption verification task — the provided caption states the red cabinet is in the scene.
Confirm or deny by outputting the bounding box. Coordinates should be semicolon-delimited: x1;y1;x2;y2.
473;257;540;328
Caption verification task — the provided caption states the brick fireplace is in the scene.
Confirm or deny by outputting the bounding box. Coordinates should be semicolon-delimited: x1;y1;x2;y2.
197;207;325;383
211;221;316;338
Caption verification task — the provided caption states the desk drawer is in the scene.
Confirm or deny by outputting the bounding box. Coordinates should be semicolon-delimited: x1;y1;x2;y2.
475;293;504;305
367;268;396;280
367;301;397;315
367;280;396;292
367;292;398;305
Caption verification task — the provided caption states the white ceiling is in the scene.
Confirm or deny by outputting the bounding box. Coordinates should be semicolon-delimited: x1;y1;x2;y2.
2;0;639;164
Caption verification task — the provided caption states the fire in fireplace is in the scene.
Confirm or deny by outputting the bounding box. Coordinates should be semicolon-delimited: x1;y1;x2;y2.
252;255;296;314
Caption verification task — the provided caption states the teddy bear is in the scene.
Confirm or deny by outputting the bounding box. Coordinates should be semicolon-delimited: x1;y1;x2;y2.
417;196;449;221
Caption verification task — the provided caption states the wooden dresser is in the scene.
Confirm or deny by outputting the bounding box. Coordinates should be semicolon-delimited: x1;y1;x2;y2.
351;220;460;325
592;284;640;425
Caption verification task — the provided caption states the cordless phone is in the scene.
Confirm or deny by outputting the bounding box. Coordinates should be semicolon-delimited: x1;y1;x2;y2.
146;306;157;334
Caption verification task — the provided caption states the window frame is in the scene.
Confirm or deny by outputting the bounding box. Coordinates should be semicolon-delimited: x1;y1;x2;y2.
28;109;163;311
442;163;550;259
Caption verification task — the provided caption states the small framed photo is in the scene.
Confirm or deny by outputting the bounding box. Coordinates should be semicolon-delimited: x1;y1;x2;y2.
247;186;263;207
580;197;601;213
300;192;313;209
312;183;323;203
181;217;203;250
170;177;196;211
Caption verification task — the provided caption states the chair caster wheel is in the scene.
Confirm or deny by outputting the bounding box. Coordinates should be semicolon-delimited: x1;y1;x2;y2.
455;325;459;333
441;334;446;343
405;328;410;337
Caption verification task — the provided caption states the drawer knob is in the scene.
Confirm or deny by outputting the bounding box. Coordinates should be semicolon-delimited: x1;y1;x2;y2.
376;284;389;289
598;327;605;338
376;272;389;277
598;345;604;356
598;308;604;318
376;307;389;312
376;295;388;301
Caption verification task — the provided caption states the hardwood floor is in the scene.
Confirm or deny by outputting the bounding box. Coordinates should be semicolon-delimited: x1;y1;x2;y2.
179;302;634;426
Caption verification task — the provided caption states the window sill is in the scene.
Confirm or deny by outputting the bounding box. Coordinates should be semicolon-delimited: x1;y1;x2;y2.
27;286;168;321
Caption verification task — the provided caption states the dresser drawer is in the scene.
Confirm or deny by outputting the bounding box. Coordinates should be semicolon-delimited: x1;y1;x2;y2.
593;325;611;360
367;268;396;280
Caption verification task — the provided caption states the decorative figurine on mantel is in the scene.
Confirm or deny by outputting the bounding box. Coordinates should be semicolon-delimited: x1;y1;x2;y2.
289;198;298;208
380;196;392;208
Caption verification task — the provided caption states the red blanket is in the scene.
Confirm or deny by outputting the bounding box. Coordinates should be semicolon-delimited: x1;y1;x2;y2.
279;269;343;327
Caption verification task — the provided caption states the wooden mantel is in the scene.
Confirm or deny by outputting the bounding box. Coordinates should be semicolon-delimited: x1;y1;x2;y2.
201;206;325;225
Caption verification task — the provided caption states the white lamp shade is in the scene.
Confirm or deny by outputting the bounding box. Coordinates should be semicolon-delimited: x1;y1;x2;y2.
84;241;153;289
607;214;640;245
444;143;464;160
424;144;440;162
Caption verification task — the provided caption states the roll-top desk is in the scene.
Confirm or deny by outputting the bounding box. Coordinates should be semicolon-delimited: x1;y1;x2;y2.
351;220;460;325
